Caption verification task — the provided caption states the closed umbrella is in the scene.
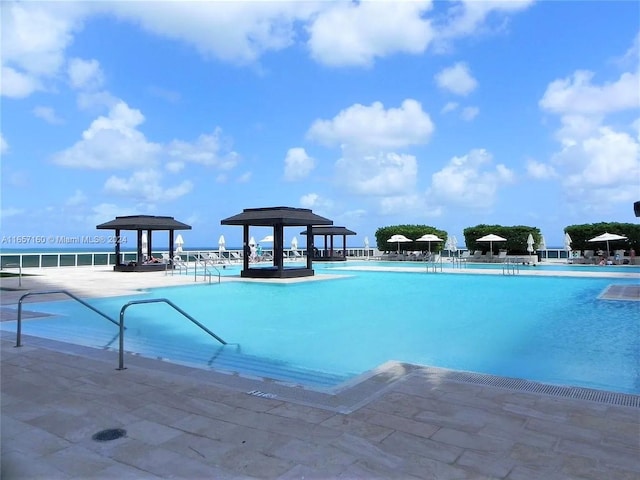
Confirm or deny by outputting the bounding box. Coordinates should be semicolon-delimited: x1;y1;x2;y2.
141;232;148;259
477;234;507;259
527;233;535;262
388;234;412;254
538;235;547;260
175;234;184;253
364;236;369;260
564;232;572;262
416;233;443;254
445;234;457;257
588;232;627;258
218;235;225;259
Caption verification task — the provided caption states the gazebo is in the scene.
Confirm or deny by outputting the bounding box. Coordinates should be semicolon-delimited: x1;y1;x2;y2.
221;206;332;278
96;215;191;272
301;226;357;261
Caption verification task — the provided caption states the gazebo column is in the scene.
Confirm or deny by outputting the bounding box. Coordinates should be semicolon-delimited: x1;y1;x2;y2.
306;226;313;269
137;230;143;263
342;234;347;258
169;230;174;262
115;228;121;266
147;229;152;258
243;225;250;271
274;224;284;270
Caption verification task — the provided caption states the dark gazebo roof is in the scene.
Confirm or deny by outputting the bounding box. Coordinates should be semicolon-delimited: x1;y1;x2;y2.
97;215;191;230
300;226;357;236
221;207;332;226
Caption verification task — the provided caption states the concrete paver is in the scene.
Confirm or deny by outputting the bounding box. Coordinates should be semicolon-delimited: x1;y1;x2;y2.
1;266;639;479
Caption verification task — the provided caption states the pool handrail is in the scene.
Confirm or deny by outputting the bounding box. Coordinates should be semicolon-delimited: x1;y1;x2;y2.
118;298;227;370
15;290;119;347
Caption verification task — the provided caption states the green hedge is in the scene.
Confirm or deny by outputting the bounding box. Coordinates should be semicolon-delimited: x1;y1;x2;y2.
463;224;541;255
565;222;639;252
375;225;448;252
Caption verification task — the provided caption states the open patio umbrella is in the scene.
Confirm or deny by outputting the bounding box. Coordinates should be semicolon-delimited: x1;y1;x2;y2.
175;233;184;253
388;234;412;254
259;234;274;243
588;232;627;257
477;234;506;259
416;233;443;254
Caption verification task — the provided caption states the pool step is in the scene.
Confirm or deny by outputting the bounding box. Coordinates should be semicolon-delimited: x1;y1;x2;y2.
9;320;348;388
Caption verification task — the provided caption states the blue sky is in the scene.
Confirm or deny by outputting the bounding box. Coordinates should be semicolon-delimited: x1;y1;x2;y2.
1;0;639;250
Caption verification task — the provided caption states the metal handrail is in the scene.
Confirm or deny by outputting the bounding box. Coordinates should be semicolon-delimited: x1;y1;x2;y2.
425;253;443;273
118;298;227;370
15;290;119;347
502;257;520;275
193;256;221;283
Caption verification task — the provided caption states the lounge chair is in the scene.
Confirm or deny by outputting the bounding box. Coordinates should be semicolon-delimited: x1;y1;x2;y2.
496;250;508;263
230;252;242;263
472;250;483;261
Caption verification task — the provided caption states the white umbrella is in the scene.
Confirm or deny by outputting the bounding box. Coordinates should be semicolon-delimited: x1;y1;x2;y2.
538;234;547;260
417;233;443;254
526;233;534;253
564;232;572;261
175;234;184;253
218;235;226;259
249;236;256;247
141;232;148;258
588;232;627;257
388;234;412;254
444;234;457;256
290;236;298;250
477;234;507;259
364;236;370;260
259;234;274;243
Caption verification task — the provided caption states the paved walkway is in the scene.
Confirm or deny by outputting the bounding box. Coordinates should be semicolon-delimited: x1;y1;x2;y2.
1;266;639;479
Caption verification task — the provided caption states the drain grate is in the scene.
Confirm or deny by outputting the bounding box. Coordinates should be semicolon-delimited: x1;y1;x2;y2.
445;371;640;408
92;428;127;442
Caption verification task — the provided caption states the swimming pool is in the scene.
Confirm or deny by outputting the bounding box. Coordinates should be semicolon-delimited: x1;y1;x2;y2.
3;270;639;393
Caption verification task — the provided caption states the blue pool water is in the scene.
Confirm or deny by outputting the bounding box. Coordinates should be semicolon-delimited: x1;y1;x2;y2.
3;269;639;393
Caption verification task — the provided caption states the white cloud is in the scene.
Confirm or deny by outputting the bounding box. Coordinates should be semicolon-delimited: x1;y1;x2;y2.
1;2;86;97
539;70;640;116
166;161;185;173
428;149;514;209
284;147;315;181
0;133;8;154
104;169;193;203
438;0;535;41
33;106;64;125
67;57;104;90
526;159;558;180
65;189;87;207
336;152;418;196
237;172;252;183
300;193;333;210
166;129;239;168
461;106;479;121
307;1;434;67
0;207;25;219
539;35;640;214
441;102;458;114
307;99;434;150
106;1;315;65
52;101;161;169
435;62;478;96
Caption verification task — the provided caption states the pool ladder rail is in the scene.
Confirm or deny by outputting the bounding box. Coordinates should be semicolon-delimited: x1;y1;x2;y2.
13;290;232;371
502;257;520;275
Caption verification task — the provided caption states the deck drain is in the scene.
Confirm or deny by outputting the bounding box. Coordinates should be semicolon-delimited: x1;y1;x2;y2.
92;428;127;442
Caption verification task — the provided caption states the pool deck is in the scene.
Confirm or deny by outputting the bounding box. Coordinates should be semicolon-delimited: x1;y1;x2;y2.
1;266;639;479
